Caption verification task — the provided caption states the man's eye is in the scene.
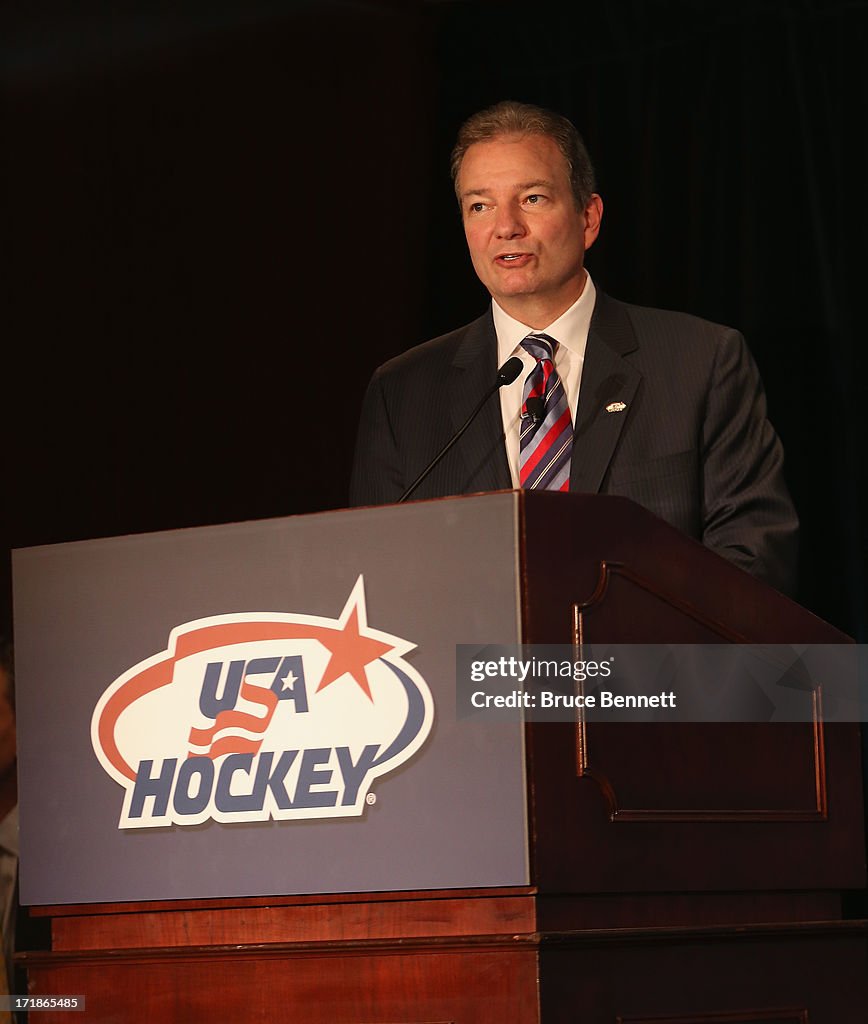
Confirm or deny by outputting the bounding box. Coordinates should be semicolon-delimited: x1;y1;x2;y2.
468;202;486;214
524;194;543;205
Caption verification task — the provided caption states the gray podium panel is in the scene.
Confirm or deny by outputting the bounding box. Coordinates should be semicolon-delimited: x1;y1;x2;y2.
13;493;528;904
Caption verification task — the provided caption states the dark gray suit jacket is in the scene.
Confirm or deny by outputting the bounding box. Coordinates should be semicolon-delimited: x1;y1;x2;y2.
350;292;798;595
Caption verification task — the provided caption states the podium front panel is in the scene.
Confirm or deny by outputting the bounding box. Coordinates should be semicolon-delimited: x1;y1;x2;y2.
13;493;529;904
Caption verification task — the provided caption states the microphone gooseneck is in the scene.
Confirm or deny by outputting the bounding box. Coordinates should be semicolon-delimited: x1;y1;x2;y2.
397;356;524;503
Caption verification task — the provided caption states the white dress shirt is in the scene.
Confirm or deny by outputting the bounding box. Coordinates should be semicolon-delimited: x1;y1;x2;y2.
494;273;597;487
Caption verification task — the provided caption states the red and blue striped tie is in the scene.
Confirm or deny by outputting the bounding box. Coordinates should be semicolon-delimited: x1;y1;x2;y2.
519;334;573;491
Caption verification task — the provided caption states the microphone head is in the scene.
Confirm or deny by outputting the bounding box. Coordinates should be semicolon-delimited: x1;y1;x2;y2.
525;396;545;424
496;356;524;386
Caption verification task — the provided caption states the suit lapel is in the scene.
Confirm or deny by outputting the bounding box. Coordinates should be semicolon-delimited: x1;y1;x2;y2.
569;291;642;494
449;311;512;492
440;293;640;496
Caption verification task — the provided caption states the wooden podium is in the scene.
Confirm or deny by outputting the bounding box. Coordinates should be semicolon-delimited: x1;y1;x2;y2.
13;492;867;1022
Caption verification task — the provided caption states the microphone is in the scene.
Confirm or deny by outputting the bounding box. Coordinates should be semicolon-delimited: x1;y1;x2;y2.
398;356;524;503
524;396;545;424
495;356;524;387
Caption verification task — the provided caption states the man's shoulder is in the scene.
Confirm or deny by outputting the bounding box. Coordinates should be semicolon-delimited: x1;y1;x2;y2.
601;290;736;337
593;291;745;373
370;311;494;382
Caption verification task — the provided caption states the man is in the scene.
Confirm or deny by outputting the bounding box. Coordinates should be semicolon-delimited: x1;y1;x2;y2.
350;100;798;595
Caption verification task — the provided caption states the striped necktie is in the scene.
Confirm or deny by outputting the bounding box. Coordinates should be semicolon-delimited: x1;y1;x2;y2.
519;334;573;491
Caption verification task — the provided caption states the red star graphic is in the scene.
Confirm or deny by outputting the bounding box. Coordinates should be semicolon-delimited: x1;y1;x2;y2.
316;604;394;701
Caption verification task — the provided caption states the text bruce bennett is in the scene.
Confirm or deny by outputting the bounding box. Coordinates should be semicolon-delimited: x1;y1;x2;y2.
470;690;678;709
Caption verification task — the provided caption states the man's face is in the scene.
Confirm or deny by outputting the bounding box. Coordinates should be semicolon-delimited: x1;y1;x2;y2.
457;133;602;327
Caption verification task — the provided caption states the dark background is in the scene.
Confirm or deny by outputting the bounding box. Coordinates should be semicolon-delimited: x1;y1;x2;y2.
2;0;866;641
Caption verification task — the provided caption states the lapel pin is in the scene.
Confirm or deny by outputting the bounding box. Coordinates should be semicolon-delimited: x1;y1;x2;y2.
605;401;627;413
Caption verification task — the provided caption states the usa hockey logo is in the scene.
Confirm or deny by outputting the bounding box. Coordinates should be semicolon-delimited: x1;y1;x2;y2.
91;577;434;829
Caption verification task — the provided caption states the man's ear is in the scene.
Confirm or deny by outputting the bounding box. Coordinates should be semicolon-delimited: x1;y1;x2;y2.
583;194;603;250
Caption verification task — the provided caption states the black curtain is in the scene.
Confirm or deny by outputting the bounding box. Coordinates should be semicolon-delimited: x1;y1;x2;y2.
423;0;868;638
2;0;866;640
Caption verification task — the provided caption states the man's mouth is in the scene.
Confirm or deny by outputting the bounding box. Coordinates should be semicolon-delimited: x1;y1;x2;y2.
496;252;532;265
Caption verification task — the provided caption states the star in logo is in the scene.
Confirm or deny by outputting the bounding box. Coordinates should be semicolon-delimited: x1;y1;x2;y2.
316;578;403;701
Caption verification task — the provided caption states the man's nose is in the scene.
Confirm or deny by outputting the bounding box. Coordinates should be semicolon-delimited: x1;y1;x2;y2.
494;203;526;238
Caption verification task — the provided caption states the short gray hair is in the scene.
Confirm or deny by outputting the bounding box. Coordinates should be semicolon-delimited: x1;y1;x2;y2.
450;100;597;210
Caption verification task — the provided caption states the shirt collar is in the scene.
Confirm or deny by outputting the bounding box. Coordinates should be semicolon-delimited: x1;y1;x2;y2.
494;272;597;363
